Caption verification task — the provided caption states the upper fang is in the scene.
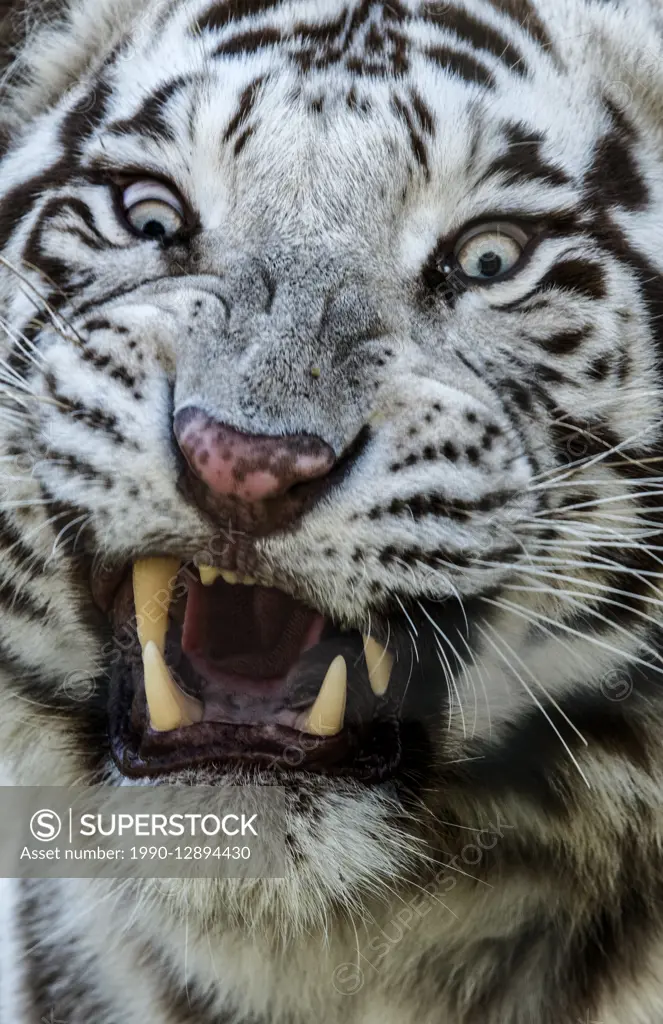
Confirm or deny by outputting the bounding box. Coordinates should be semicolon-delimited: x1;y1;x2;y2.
133;557;180;653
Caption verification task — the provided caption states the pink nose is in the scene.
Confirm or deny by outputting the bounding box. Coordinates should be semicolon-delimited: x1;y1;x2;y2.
174;408;336;503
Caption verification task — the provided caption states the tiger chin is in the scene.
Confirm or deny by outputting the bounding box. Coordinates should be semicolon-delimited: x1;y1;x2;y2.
1;0;663;1021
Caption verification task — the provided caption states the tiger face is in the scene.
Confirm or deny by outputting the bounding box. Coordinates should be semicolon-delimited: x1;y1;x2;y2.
1;0;663;942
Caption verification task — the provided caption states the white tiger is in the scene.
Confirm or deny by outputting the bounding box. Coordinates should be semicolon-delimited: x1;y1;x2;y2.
1;0;663;1021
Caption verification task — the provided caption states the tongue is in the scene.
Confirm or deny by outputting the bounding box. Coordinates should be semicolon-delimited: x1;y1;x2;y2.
182;580;323;679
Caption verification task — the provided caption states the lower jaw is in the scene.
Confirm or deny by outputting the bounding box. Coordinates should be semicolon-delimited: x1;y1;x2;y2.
107;562;404;783
108;649;403;781
100;552;411;782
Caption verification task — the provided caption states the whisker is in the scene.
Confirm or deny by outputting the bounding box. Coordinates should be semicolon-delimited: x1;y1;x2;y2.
476;558;663;603
0;254;85;348
434;635;466;737
504;582;663;640
529;421;660;487
530;490;663;517
478;622;591;788
531;475;663;492
481;594;663;679
395;594;419;638
455;626;491;739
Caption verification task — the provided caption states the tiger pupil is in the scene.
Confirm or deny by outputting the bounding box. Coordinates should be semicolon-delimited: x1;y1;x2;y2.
479;251;502;277
142;219;167;238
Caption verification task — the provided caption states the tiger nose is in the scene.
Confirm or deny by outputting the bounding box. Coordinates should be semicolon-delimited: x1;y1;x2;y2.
173;408;336;502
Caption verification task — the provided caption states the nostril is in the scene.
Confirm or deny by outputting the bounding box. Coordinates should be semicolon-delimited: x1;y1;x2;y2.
173;407;336;503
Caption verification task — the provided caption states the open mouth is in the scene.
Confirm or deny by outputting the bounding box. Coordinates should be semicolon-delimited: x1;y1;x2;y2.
106;558;403;781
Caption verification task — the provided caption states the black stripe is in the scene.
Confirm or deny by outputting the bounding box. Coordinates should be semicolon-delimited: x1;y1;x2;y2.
426;44;495;88
591;213;663;372
532;361;575;386
587;354;611;382
195;0;281;32
213;26;282;57
233;126;254;155
43;373;135;449
18;880;67;1020
550;414;620;467
22;196;117;295
0;570;46;620
371;488;518;523
37;485;99;556
438;677;663;1017
222;75;266;142
2;320;44;379
82;318;116;333
79;334;141;393
137;940;240;1024
0;167;72;254
71;273;186;318
45;448;115;488
410;542;521;573
494;286;546;313
291;7;349;45
365;22;385;52
345;0;376;40
0;637;99;714
481;122;570;187
345;55;407;76
0;79;111;252
0;508;49;576
421;2;528;75
584;99;649;213
565;857;663;1022
427;917;577;1022
57;77;113;156
538;259;606;301
454;683;655;807
392;95;430;179
409;88;435;136
530;326;592;355
383;0;408;21
482;0;556;56
107;75;190;141
19;880;115;1020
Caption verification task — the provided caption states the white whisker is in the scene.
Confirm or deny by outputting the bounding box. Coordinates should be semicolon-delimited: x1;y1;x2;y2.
481;594;663;679
478;622;591;788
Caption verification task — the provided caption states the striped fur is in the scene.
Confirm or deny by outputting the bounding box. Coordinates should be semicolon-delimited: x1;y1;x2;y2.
1;0;663;1020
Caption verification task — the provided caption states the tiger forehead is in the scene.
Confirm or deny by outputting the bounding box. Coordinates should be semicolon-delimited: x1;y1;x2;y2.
93;0;580;249
182;0;556;77
98;81;426;251
101;0;564;164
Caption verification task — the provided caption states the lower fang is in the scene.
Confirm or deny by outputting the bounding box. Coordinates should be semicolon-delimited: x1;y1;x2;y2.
363;636;393;696
301;655;347;737
143;641;204;731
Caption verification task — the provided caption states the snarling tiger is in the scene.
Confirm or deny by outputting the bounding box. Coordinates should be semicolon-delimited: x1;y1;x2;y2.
1;0;663;1020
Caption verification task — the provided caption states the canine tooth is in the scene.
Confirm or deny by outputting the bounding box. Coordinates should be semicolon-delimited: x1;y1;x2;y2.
143;641;203;731
199;565;221;586
240;575;256;585
304;655;347;737
363;636;393;697
133;558;180;653
220;570;238;585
